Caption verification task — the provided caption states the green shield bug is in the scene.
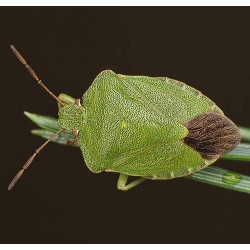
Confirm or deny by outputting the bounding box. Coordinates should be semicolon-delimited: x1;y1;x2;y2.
9;45;241;191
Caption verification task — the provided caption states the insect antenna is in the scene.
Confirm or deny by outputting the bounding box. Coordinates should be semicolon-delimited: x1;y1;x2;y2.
10;45;64;106
8;128;65;191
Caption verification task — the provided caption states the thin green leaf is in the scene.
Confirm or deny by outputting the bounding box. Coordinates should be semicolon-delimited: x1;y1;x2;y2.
189;166;250;194
221;143;250;161
24;111;74;138
24;111;61;132
239;126;250;142
25;111;250;194
31;129;77;146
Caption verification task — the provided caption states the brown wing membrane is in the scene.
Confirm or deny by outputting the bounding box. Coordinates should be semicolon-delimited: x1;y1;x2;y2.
183;112;241;160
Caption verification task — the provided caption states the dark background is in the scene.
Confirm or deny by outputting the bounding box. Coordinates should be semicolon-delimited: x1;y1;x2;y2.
0;7;250;243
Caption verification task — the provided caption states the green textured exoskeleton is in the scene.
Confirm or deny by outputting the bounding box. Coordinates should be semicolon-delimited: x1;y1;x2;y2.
9;46;241;191
58;70;240;190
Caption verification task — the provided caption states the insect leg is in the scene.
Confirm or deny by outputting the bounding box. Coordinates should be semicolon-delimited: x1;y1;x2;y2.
57;93;76;109
117;173;146;191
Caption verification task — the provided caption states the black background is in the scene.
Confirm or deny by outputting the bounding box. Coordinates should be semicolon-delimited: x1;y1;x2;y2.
0;7;250;243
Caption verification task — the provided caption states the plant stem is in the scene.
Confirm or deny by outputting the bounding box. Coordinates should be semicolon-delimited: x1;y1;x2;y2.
24;112;250;194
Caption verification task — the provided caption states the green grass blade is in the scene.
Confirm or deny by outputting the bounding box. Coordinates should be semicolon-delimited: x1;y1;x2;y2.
188;166;250;194
24;111;74;140
31;129;77;146
221;143;250;161
24;111;61;132
239;126;250;142
24;112;250;194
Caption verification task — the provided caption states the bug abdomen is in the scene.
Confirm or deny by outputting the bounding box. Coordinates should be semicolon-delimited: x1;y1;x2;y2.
183;112;241;160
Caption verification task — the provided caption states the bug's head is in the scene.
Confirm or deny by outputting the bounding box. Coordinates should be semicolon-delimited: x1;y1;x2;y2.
58;103;84;132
